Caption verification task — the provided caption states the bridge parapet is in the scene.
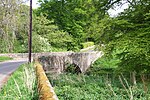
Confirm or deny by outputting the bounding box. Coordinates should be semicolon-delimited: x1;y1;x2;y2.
37;51;103;73
0;52;103;73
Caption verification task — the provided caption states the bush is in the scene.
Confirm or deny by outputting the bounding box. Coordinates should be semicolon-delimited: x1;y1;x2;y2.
81;42;94;49
32;33;51;52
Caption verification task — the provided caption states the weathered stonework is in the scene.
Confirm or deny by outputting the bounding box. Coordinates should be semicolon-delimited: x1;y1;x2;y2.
0;52;103;73
37;52;103;73
35;63;58;100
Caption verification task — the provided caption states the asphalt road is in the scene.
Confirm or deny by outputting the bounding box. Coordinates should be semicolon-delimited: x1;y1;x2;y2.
0;59;27;89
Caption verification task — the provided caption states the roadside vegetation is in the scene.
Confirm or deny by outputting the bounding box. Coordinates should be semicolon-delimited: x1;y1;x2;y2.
48;73;150;100
0;64;38;100
0;56;12;62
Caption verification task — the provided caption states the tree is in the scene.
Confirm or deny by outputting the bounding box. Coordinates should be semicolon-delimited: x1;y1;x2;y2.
32;14;73;52
100;0;150;74
0;0;27;53
37;0;120;50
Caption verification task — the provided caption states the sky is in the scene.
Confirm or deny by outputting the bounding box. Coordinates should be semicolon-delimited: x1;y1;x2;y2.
108;1;129;17
26;0;129;17
25;0;40;9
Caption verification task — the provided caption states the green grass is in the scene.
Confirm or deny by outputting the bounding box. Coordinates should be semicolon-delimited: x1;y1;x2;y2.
0;63;38;100
0;56;12;62
47;73;150;100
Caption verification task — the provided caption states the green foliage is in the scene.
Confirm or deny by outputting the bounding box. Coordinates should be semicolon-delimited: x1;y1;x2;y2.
81;42;94;49
37;0;86;50
37;0;114;50
32;33;51;52
0;2;30;53
106;29;150;74
86;55;120;75
33;14;73;52
50;47;67;52
0;3;74;53
0;0;149;76
119;0;150;24
47;73;150;100
95;0;150;74
0;64;38;100
0;56;12;62
104;15;150;74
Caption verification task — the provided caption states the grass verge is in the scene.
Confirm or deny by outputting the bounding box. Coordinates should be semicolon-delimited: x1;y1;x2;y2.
0;56;12;62
0;63;38;100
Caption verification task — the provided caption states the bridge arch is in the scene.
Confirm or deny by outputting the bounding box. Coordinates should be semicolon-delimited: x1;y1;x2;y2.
65;63;81;74
36;52;103;73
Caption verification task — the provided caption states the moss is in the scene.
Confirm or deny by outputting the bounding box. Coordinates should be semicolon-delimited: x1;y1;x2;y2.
35;63;58;100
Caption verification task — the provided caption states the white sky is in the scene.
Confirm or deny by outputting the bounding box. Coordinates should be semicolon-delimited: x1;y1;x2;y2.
26;0;129;17
108;1;129;17
25;0;40;9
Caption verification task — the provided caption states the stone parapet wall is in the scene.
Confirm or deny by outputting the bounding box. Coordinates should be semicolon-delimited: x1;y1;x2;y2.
0;53;29;58
37;51;103;73
0;51;103;73
0;52;74;58
35;62;58;100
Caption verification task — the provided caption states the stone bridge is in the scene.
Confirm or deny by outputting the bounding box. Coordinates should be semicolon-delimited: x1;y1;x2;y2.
0;52;103;73
37;52;103;73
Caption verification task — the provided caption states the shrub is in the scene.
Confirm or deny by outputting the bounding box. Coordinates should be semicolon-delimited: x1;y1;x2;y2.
81;42;94;49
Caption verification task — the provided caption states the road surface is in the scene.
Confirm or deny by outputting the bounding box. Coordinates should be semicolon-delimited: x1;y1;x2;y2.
0;59;27;89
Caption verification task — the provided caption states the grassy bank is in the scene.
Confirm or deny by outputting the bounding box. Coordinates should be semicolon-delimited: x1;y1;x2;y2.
0;64;38;100
0;56;12;62
48;73;150;100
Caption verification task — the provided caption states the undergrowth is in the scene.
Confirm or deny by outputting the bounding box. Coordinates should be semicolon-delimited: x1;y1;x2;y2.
47;73;150;100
